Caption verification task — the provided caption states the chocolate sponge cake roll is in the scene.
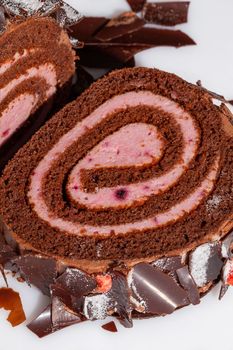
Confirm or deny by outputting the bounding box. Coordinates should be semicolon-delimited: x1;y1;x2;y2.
0;67;232;273
0;16;75;169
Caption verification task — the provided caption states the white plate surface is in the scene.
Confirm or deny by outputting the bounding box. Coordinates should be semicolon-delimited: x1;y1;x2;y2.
1;1;233;349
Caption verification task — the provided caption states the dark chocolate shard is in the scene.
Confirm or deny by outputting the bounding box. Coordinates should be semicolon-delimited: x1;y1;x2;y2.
70;16;109;42
27;305;53;338
101;321;118;333
78;45;138;69
219;259;233;300
142;2;190;26
13;255;57;296
189;242;223;288
176;266;200;305
95;12;144;42
221;230;233;258
129;263;189;315
108;272;132;328
56;267;97;298
51;290;84;330
229;100;233;105
127;0;146;12
0;287;26;327
109;27;195;47
152;256;183;273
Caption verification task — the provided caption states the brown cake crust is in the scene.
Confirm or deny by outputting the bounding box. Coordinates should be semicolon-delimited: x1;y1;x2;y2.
0;68;232;270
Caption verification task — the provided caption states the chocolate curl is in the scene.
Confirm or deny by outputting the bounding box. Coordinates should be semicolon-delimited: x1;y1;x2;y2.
142;2;190;26
128;263;189;316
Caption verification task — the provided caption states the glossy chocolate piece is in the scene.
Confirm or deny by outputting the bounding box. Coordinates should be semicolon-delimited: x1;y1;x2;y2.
95;12;144;42
27;305;54;338
52;293;84;330
129;263;189;315
101;321;118;332
127;0;146;12
108;272;132;328
70;16;109;42
142;2;190;26
13;255;57;296
110;27;195;47
176;266;200;305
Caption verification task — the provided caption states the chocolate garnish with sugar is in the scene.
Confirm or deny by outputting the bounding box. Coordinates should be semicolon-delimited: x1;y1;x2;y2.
189;242;224;287
142;2;190;26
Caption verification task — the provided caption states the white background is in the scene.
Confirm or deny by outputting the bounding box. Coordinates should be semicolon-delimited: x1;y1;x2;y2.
1;1;233;349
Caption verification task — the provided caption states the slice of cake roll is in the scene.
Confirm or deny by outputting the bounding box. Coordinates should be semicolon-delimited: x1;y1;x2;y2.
0;68;232;331
0;15;75;169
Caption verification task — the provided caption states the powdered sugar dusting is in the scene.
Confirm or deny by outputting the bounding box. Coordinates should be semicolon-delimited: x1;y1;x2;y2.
189;243;215;287
206;194;222;213
83;294;110;320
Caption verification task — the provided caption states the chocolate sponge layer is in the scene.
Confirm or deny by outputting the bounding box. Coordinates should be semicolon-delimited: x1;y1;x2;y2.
0;67;232;264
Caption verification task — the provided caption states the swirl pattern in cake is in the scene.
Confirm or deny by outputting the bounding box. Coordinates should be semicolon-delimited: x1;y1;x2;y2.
0;68;232;271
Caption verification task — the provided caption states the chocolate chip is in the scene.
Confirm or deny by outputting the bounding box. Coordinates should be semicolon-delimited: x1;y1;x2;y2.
115;188;128;200
129;263;189;315
101;321;118;333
